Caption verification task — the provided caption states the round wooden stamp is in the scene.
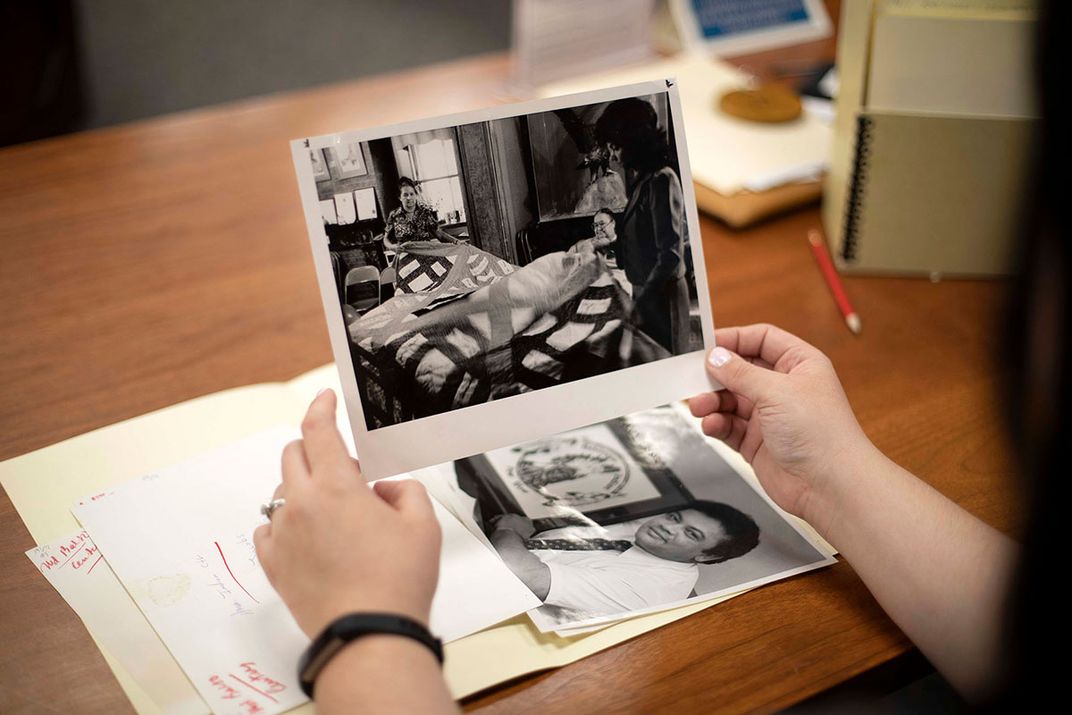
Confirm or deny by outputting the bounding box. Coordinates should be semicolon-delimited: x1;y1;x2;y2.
719;85;803;123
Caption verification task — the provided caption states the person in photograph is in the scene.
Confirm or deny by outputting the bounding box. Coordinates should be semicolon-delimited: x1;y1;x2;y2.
569;207;618;259
381;176;461;251
595;98;690;354
486;502;759;623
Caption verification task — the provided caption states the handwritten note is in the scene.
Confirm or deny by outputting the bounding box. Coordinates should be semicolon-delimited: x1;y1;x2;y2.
26;530;209;715
71;426;538;715
70;429;307;715
204;660;292;714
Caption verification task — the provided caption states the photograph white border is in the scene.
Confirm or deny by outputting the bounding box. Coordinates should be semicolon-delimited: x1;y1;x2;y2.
291;80;717;480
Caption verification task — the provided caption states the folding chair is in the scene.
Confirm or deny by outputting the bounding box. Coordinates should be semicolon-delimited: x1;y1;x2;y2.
344;265;381;314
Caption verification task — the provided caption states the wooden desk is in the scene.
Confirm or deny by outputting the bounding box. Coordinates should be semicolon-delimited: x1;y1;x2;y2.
0;50;1021;713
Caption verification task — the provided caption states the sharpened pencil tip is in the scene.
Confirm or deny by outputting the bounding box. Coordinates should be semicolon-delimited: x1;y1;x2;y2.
846;313;862;335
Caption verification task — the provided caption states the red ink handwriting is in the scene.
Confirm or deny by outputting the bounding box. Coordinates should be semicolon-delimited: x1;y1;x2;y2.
71;545;100;570
37;554;60;572
59;532;90;555
208;674;241;701
38;533;93;572
228;674;279;703
214;541;259;604
77;491;115;506
238;662;286;694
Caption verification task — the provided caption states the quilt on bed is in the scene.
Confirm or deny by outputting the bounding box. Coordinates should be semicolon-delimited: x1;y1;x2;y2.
349;242;666;429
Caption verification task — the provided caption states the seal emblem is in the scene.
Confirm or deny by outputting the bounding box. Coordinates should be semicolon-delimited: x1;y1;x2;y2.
511;437;630;507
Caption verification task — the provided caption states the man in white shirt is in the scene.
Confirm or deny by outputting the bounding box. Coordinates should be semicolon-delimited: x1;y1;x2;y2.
489;500;759;626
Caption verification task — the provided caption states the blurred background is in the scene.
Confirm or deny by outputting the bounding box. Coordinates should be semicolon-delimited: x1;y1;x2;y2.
1;0;511;146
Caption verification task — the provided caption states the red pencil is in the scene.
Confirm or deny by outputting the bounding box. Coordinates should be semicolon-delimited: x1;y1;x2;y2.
808;229;861;335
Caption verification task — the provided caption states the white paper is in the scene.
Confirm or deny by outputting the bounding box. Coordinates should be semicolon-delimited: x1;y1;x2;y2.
27;530;208;715
319;199;338;225
353;187;378;220
72;427;538;714
511;0;655;89
333;192;356;224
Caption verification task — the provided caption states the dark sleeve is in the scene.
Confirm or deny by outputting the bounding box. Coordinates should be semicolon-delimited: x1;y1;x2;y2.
639;169;685;293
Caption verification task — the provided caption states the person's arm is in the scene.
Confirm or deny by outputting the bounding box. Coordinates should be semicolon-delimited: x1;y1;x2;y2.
382;223;398;252
569;238;596;254
314;630;449;714
688;325;1018;702
810;442;1017;700
253;391;456;714
435;226;462;244
488;515;551;599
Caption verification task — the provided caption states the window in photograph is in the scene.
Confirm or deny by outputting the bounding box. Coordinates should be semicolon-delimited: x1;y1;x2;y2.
394;131;468;225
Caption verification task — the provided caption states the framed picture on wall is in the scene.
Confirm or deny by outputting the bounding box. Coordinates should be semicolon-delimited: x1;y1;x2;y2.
310;148;330;181
526;93;669;220
326;142;369;179
454;412;695;533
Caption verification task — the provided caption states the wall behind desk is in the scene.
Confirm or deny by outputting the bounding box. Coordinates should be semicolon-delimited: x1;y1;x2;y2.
72;0;510;129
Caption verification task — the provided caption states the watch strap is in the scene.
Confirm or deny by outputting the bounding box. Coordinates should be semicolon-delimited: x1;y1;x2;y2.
298;613;443;698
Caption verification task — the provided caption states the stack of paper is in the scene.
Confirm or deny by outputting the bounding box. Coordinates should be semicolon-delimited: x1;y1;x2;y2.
25;424;540;715
5;365;835;714
416;403;836;639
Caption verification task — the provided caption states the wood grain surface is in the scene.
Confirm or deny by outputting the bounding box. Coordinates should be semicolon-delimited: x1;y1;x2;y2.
0;20;1024;714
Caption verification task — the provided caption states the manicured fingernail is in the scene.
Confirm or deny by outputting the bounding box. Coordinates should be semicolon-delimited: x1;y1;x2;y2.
708;347;732;368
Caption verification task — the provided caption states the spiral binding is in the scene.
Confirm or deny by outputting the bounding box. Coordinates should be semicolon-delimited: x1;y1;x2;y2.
841;115;874;263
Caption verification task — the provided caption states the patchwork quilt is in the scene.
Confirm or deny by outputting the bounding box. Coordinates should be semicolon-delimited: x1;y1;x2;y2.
349;242;666;429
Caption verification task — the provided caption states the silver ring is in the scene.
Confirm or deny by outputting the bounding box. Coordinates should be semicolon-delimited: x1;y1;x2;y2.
260;498;286;520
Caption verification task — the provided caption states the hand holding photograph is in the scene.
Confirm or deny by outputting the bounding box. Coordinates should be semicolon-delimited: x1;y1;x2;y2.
292;81;716;479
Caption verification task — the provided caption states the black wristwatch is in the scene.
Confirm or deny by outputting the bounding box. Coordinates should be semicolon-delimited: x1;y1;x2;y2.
298;613;444;698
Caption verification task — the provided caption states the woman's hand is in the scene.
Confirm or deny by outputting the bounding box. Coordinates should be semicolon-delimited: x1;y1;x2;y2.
688;324;877;529
254;390;441;638
691;325;1020;700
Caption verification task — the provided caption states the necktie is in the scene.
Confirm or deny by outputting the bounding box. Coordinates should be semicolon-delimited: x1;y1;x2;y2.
524;537;632;552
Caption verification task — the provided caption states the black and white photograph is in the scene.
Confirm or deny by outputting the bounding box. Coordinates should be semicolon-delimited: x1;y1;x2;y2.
294;82;716;479
440;405;835;632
